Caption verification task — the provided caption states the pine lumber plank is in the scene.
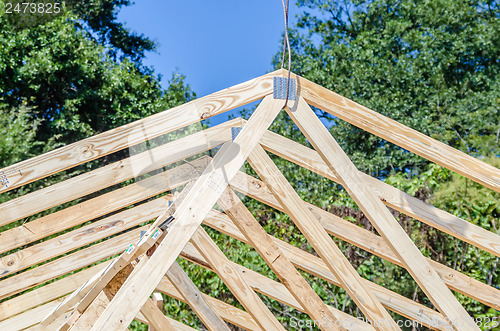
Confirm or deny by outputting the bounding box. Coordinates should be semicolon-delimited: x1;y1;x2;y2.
248;145;400;331
156;278;261;331
218;188;344;331
146;292;164;331
0;226;145;300
0;262;108;322
259;129;500;258
201;209;452;330
0;157;208;256
89;95;285;330
69;262;141;331
0;297;180;331
180;242;376;331
70;226;165;316
286;97;478;330
1;197;169;278
229;172;500;311
166;261;230;331
287;70;500;192
44;176;199;325
140;298;176;331
0;296;67;331
0;70;277;193
0;119;236;226
190;227;286;330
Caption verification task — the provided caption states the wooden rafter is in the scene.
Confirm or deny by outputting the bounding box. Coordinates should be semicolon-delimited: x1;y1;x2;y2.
285;97;479;330
286;70;500;192
166;262;230;331
180;241;377;331
229;171;500;312
88;95;284;330
190;226;286;330
1;70;497;330
247;145;400;331
218;187;345;330
259;129;500;259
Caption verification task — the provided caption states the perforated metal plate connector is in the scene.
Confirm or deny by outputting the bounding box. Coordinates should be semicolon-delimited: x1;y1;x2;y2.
231;127;242;142
273;77;296;100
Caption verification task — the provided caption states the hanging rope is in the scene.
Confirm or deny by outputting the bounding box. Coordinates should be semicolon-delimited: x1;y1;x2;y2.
280;0;292;109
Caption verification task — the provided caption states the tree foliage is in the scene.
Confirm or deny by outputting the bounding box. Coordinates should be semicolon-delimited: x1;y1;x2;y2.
284;0;499;175
0;0;194;157
254;0;500;328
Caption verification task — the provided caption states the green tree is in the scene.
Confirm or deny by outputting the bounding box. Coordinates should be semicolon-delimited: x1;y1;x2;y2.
0;103;41;168
281;0;499;176
254;0;500;327
0;0;194;157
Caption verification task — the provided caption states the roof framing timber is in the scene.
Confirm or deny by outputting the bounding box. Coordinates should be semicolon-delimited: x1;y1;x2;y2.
0;70;498;331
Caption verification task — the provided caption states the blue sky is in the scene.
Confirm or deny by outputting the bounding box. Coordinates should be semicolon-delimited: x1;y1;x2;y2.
118;1;303;96
118;1;305;124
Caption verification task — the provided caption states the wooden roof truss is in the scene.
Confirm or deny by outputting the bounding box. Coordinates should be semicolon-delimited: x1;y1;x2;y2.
0;69;499;330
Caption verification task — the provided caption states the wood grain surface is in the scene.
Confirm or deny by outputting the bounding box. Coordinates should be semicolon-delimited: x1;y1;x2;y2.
0;70;276;193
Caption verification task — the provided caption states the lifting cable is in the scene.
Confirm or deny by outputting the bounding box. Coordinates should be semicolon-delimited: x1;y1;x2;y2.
280;0;292;110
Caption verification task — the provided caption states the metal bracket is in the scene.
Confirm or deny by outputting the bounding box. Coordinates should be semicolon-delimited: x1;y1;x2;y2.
273;77;296;100
159;216;175;231
231;127;242;142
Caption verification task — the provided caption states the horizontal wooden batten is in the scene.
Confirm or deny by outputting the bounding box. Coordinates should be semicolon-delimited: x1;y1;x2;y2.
260;130;500;259
0;226;146;300
229;171;500;311
190;227;286;330
0;197;169;278
0;157;208;256
201;210;452;330
283;70;500;192
0;70;277;193
0;263;108;322
0;119;237;227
